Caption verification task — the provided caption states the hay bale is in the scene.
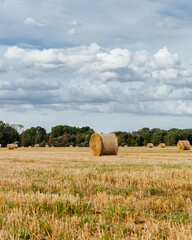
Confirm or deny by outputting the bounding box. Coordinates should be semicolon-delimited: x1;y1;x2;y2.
147;143;154;148
7;144;15;150
34;144;39;148
14;144;18;148
69;145;73;148
177;140;191;150
89;133;118;156
45;145;49;148
0;144;1;148
158;143;165;148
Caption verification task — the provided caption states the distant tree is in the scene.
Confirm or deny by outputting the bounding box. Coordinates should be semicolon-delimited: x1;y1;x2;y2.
11;124;24;134
114;131;128;146
62;133;69;146
20;126;46;146
3;120;192;148
48;133;54;146
76;133;83;146
21;131;27;146
0;121;19;146
52;125;64;137
150;130;167;145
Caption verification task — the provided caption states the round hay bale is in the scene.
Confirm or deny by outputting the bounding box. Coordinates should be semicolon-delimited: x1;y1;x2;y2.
158;143;165;148
177;140;191;150
147;143;154;148
7;144;15;150
14;144;18;148
0;144;2;148
34;144;39;148
89;133;118;156
45;145;49;148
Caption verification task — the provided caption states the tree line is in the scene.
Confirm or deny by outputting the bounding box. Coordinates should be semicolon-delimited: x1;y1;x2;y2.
0;121;192;147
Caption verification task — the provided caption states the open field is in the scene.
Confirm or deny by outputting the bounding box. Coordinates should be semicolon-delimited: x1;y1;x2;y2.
0;147;192;239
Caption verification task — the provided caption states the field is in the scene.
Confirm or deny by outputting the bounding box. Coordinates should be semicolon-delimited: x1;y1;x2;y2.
0;147;192;239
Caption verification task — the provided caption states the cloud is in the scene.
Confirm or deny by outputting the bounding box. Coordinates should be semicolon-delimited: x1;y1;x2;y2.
1;0;192;131
69;20;79;26
2;43;192;116
1;0;192;67
157;17;185;30
67;28;76;35
24;18;44;27
149;47;180;69
67;20;80;36
0;63;8;73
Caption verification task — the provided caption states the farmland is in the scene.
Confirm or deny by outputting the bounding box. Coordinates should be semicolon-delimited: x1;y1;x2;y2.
0;147;192;239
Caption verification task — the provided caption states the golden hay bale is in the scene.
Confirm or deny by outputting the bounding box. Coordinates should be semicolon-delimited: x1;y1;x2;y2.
7;144;15;150
158;143;165;148
14;144;18;148
177;140;191;150
45;145;49;148
69;145;73;148
34;144;39;148
147;143;154;148
0;144;1;148
89;133;118;156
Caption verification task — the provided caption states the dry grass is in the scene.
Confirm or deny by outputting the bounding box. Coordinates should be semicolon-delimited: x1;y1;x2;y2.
0;147;191;239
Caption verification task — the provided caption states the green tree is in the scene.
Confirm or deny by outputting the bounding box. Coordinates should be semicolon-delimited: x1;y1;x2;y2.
48;133;54;146
0;121;19;146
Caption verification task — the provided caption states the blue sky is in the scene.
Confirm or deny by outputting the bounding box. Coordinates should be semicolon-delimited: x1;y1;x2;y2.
1;0;192;132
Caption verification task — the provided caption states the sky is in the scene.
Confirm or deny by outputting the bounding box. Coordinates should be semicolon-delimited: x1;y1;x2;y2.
1;0;192;133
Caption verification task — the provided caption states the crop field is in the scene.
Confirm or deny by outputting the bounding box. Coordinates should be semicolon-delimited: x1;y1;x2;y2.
0;147;192;239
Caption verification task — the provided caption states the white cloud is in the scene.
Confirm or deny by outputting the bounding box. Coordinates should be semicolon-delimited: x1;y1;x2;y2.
2;43;192;117
150;47;180;69
151;69;179;81
5;46;57;63
67;28;76;35
1;0;192;130
133;50;149;66
69;20;79;26
24;18;44;27
157;18;184;30
96;48;131;70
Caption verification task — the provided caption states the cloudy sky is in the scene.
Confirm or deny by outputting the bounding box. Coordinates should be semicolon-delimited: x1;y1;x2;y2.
1;0;192;132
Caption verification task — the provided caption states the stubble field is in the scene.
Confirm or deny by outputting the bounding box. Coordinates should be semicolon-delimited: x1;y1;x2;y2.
0;146;192;239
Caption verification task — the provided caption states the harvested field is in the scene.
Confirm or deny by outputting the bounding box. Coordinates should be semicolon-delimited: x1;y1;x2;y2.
0;147;191;239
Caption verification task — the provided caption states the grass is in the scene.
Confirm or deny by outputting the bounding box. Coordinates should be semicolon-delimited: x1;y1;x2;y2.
0;146;191;239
